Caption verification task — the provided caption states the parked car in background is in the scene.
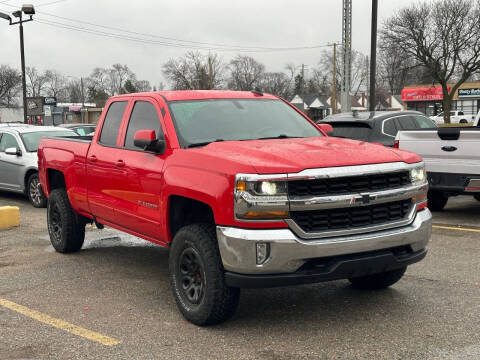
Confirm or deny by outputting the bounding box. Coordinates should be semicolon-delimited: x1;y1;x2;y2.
318;111;437;147
395;127;480;211
0;125;76;207
58;123;96;136
430;111;475;124
473;110;480;126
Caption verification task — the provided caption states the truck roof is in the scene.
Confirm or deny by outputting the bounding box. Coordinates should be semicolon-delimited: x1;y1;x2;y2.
110;90;279;102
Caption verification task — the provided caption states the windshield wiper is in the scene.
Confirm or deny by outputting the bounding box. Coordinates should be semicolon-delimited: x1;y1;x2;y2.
187;139;224;148
255;134;304;140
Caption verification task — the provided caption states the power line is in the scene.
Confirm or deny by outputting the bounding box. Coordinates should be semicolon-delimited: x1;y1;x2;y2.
0;2;333;52
31;17;333;53
36;0;69;7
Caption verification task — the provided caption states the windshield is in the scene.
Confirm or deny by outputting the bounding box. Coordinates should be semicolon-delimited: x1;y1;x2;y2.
21;130;77;152
168;99;322;148
328;122;372;140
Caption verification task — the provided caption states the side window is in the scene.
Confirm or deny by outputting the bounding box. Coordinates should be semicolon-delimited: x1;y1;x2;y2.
0;133;19;152
99;101;128;146
383;119;397;136
124;101;162;149
413;115;437;128
396;116;417;130
458;111;464;116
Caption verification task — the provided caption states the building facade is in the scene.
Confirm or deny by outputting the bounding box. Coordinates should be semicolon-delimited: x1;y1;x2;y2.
401;81;480;117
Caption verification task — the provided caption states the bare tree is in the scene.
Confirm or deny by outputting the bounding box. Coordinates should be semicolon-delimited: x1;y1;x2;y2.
132;79;150;92
260;72;291;98
228;55;265;90
109;64;134;95
163;52;224;90
382;0;480;123
0;65;21;107
26;66;47;97
44;70;67;101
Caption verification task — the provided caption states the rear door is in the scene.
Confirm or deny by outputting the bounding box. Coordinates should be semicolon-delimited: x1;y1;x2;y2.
0;132;23;191
110;97;168;241
86;99;130;223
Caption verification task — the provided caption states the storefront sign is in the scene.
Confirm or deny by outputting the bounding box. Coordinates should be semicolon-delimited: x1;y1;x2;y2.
458;88;480;98
44;97;57;105
44;106;52;117
26;97;44;116
401;86;449;101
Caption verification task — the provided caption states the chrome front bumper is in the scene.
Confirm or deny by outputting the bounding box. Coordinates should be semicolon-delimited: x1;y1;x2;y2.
216;209;432;275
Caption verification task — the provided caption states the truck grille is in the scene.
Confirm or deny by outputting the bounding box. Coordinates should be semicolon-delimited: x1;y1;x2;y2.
288;171;410;197
290;199;412;233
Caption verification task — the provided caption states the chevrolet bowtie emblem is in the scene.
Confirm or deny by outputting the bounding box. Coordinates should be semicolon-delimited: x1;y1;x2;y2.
351;194;374;205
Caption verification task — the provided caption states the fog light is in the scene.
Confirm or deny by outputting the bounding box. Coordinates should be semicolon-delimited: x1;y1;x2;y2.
256;243;270;265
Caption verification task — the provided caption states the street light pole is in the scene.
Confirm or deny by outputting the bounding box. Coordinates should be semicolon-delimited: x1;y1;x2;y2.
0;5;35;124
19;15;28;124
369;0;378;112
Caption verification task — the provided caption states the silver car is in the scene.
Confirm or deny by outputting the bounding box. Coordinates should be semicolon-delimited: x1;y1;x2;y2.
0;124;76;207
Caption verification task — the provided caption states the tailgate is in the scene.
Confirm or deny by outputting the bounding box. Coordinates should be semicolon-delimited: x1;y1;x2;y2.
397;128;480;175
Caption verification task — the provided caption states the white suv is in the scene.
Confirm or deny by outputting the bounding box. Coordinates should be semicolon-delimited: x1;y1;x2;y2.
430;110;475;124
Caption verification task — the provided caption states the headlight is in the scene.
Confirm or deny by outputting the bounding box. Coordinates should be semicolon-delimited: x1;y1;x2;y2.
234;177;289;220
409;164;428;210
410;166;426;185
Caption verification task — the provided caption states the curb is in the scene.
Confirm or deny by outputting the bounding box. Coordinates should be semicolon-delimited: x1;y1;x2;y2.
0;206;20;230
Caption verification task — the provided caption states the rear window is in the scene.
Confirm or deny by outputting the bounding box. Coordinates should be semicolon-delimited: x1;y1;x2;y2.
328;122;372;140
21;130;77;152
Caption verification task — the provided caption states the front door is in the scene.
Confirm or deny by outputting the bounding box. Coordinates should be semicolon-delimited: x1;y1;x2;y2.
0;132;23;191
110;98;168;241
86;100;129;224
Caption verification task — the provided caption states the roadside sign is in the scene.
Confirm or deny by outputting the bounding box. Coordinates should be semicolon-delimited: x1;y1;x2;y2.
44;106;52;117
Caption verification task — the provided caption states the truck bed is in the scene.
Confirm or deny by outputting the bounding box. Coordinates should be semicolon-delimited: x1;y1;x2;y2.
38;136;92;214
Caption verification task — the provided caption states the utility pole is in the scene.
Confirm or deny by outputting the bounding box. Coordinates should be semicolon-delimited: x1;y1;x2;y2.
19;18;28;123
80;77;85;123
332;43;337;114
369;0;378;112
0;6;35;123
301;64;305;94
341;0;352;113
208;56;213;89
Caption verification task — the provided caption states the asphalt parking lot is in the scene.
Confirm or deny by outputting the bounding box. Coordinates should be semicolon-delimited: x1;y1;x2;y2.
1;192;479;360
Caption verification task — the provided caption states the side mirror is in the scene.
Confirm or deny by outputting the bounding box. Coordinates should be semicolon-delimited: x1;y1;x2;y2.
317;123;334;135
133;130;166;154
5;147;21;156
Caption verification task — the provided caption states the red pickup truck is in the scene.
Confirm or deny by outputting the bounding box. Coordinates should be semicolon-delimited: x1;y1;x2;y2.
38;90;432;325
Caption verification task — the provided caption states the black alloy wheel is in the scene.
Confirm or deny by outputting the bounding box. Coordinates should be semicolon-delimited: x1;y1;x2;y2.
178;247;206;305
48;200;63;246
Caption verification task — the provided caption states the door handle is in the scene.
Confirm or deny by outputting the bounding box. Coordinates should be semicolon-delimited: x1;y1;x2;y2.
441;146;457;152
88;155;97;162
115;160;125;168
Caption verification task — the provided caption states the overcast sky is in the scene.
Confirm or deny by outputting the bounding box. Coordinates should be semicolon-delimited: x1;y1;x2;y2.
0;0;421;87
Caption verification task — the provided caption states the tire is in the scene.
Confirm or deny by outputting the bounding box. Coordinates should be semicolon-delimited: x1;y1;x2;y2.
459;119;467;124
427;190;448;212
474;194;480;202
169;223;240;326
349;267;407;290
47;189;85;253
27;172;47;208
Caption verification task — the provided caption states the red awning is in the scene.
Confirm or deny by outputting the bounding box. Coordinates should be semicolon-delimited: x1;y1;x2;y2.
401;86;449;102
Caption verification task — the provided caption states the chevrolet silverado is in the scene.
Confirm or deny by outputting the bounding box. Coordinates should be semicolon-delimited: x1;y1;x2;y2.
38;90;432;325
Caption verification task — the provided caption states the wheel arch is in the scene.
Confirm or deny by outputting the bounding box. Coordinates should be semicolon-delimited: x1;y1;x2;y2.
167;195;215;242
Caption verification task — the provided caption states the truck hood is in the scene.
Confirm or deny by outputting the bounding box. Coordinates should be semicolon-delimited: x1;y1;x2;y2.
191;137;421;174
